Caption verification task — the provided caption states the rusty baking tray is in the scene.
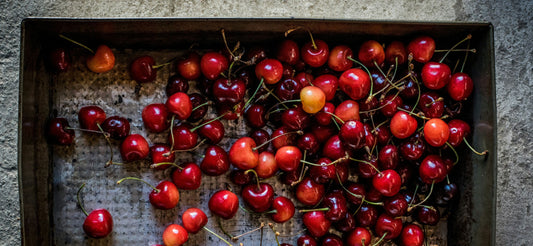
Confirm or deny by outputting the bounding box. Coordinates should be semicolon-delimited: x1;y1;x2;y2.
19;18;496;245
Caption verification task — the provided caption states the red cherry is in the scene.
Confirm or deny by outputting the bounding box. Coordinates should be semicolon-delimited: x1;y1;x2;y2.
335;212;357;233
390;111;418;139
321;234;343;246
250;129;270;152
328;45;353;72
242;182;274;212
296;177;324;206
277;39;300;65
385;41;407;65
255;151;278;179
346;227;372;246
229;137;259;170
177;51;201;80
47;117;75;145
281;106;310;130
169;124;198;150
356;155;378;179
302;211;331;237
345;182;366;205
246;104;266;128
120;134;149;162
297;132;320;155
401;224;424;246
142;103;169;133
358;40;385;67
86;44;115;73
166;75;190;96
448;72;474;101
383;194;408;217
295;72;314;87
149;181;180;210
399;133;426;161
423;118;450;147
182;208;207;234
229;168;253;186
208;190;239;220
83;208;113;238
372;169;402;197
301;39;329;67
200;145;230;176
162;224;189;246
448;119;471;147
130;55;156;83
314;102;335;126
78;105;106;131
378;144;399;170
312;74;338;101
150;144;175;170
200;52;228;80
275;146;302;172
375;213;403;240
309;158;335;184
379;94;403;118
297;235;317;246
197;119;225;144
356;205;378;227
322;135;348;161
339;68;371;100
322;191;348;221
419;92;444;118
47;47;70;73
101;116;130;139
334;100;360;123
255;58;283;84
213;77;246;105
188;93;208;122
339;120;366;150
166;92;192;120
271;126;297;149
276;78;303;101
311;124;336;143
375;124;392;145
419;155;448;184
416;206;440;225
271;196;295;223
172;163;202;190
421;62;451;90
407;36;435;63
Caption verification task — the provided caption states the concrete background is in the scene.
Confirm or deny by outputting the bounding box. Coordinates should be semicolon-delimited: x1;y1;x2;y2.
0;0;531;245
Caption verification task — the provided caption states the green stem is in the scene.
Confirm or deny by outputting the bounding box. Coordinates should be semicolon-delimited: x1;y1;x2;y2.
192;101;211;112
374;60;402;90
150;162;182;170
77;183;89;216
446;142;460;165
396;107;430;120
217;217;235;239
116;177;159;192
191;113;228;132
231;222;265;241
96;123;118;167
372;232;387;246
152;62;172;69
298;207;329;213
408;184;419;207
410;73;422;114
252;130;303;151
59;34;94;53
463;137;488;156
324;111;345;124
408;181;435;211
439;34;472;63
168;115;176;154
262;83;289;109
243;78;264;109
244;169;261;191
204;227;234;246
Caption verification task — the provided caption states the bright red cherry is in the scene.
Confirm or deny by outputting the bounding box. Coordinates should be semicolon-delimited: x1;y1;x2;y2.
162;224;188;246
401;224;424;246
142;103;169;133
301;39;329;68
407;36;435;63
448;72;474;101
339;68;371;100
271;126;297;149
182;208;207;234
208;190;239;220
322;135;348;161
275;146;302;172
297;234;317;246
78;105;106;131
358;40;385;67
213;77;246;105
312;74;338;101
255;151;278;179
120;134;149;162
390;111;417;139
166;92;192;120
346;227;372;246
130;55;156;83
200;145;230;176
177;51;201;80
168;124;198;150
372;169;402;197
229;137;259;170
322;191;348;221
302;211;331;237
448;119;471;147
334;100;360;123
421;62;451;90
296;177;324;206
148;181;180;210
200;52;228;80
47;117;75;145
423;118;450;147
375;213;403;240
150;144;175;170
83;208;113;238
328;45;353;71
419;155;448;184
242;182;274;212
271;196;295;223
172;162;202;190
277;39;300;65
339;120;366;150
101;116;130;139
385;41;407;65
255;58;283;84
197;119;225;144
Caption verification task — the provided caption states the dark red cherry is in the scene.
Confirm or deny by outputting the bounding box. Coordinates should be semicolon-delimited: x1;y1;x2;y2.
339;120;366;151
130;55;156;83
281;106;310;130
372;169;402;197
177;51;201;80
250;129;270;152
208;190;239;220
277;39;300;65
213;77;246;105
419;155;448;184
47;47;70;73
302;211;331;237
198;119;225;144
383;194;408;217
255;58;284;84
142;103;169;133
448;119;471;147
242;182;274;212
378;144;399;170
375;213;403;240
297;132;319;155
314;102;335;126
400;134;426;161
312;74;338;101
346;227;372;246
271;196;295;223
295;72;314;87
363;123;377;149
366;187;384;203
448;72;474;101
374;124;392;145
355;205;378;227
47;117;75;145
370;69;388;94
296;177;324;206
421;62;451;90
244;46;267;64
229;168;253;186
200;52;228;80
322;192;348;221
280;169;300;186
419;92;444;118
246;104;266;128
417;206;440;225
276;78;303;101
345;183;366;205
401;224;424;246
328;45;353;72
78;106;106;131
321;234;343;246
358;40;385;68
356;155;378;179
311;124;336;143
297;234;317;246
150;144;175;170
83;208;113;238
385;41;407;65
322;135;348;162
335;212;356;232
407;36;435;63
120;134;149;162
101;116;130;139
400;74;420;99
379;94;403;118
216;101;244;120
309;158;335;184
172;162;202;190
301;39;329;68
166;75;190;96
200;145;230;176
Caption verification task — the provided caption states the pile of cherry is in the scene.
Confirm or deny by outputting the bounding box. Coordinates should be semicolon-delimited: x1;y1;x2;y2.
46;29;488;246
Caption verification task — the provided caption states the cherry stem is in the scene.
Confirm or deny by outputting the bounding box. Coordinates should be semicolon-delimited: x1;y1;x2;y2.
204;227;234;246
372;232;388;246
217;217;235;239
76;183;89;216
116;177;159;192
434;48;476;53
191;113;228;132
425;97;444;108
59;34;94;53
268;223;281;246
370;119;390;134
169;139;207;155
266;99;301;117
461;40;472;73
291;165;309;187
360;90;403;114
168;115;176;154
244;169;262;191
410;73;422;114
324;111;345;124
300;154;349;167
152;62;172;69
65;127;110;136
396;107;430;120
252;130;303;151
150;162;182;170
221;28;237;61
261;83;289;109
408;184;419;207
192;101;211;112
462;137;489;156
391;57;398;82
439;34;472;63
96;123;117;168
243;78;264;110
231;222;265;241
298;207;329;213
408;181;435;211
445;142;460;165
347;57;374;99
349;157;382;174
336;171;383;206
374;60;402;90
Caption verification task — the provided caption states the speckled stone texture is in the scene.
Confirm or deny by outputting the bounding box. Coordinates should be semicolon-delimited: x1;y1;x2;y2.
1;0;531;245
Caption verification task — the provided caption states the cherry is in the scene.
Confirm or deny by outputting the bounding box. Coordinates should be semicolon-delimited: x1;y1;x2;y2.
77;184;113;238
363;123;377;149
339;120;366;150
309;158;335;184
334;100;360;123
355;205;378;227
229;168;253;185
197;119;225;144
246;104;266;128
255;151;278;179
383;194;408;217
301;39;329;68
166;75;190;96
312;74;338;101
345;182;366;205
280;169;300;185
366;187;384;203
295;72;314;87
378;144;399;170
372;169;402;197
85;44;115;73
419;92;444;118
370;69;389;93
172;162;202;190
297;234;317;246
419;155;448;184
167;124;197;151
177;51;201;80
358;40;385;68
229;137;259;170
242;181;274;213
297;132;320;155
130;55;157;83
255;58;284;84
390;111;418;139
335;212;357;232
271;126;297;149
437;183;458;204
275;146;302;172
448;119;471;147
213;77;246;105
385;41;407;65
101;116;130;139
244;46;267;64
356;155;379;179
339;68;371;100
250;129;270;152
162;224;189;246
379;94;403;118
416;206;440;225
281;106;311;130
277;39;300;65
166;92;192;120
399;134;426;161
311;124;336;143
47;47;70;73
321;192;348;221
200;52;228;80
302;211;331;237
400;74;420;99
374;124;392;145
200;145;230;176
321;234;343;246
401;224;424;246
276;78;303;101
216;101;244;120
346;227;372;246
208;189;239;220
448;72;474;101
322;135;348;161
423;118;450;147
47;117;75;145
314;102;334;125
375;213;403;240
421;61;451;90
407;36;435;63
188;93;209;122
328;45;353;72
182;208;207;234
296;177;325;206
78;105;106;131
271;196;295;223
120;134;149;162
142;103;169;133
150;144;175;170
300;86;326;114
117;178;179;210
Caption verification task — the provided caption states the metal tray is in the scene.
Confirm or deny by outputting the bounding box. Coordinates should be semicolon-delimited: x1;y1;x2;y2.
19;18;496;246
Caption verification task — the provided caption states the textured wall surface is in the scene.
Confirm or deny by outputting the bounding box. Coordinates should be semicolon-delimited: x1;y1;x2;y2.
1;0;532;245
